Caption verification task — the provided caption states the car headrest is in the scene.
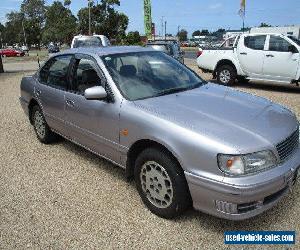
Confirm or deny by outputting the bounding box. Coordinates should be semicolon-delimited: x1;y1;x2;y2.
82;69;100;85
120;65;137;77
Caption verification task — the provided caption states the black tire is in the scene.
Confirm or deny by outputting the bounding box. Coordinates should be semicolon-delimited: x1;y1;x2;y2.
31;105;56;144
134;147;191;219
237;76;249;83
216;64;236;86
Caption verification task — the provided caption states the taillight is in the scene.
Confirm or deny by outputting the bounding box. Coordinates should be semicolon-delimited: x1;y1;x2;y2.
196;50;203;57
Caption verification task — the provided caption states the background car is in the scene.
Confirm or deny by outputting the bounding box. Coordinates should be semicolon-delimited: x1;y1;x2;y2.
0;48;25;57
146;41;184;63
71;35;111;48
48;43;60;53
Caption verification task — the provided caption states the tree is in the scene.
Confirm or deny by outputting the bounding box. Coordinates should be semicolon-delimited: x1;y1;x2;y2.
64;0;71;7
21;0;46;48
2;12;25;46
77;0;128;40
177;29;188;41
200;29;209;36
0;22;5;48
0;56;3;73
192;30;201;37
259;22;272;27
42;1;77;45
125;31;141;45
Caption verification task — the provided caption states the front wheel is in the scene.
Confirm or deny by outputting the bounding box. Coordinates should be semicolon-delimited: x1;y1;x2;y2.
134;147;191;219
216;65;236;86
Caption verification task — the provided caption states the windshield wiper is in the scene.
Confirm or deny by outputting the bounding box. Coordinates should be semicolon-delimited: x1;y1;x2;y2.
154;82;203;97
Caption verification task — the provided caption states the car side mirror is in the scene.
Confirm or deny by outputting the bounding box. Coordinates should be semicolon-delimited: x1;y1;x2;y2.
288;45;298;53
84;86;107;100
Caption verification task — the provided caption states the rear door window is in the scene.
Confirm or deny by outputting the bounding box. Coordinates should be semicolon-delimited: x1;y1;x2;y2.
244;35;266;50
39;55;73;90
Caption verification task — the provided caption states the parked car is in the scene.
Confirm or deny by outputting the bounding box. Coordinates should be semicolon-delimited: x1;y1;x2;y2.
71;35;111;48
196;33;300;86
21;45;29;54
146;41;184;63
19;46;300;220
0;48;25;57
48;43;60;54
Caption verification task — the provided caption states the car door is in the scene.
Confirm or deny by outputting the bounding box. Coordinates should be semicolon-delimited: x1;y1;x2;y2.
36;54;73;134
262;35;299;82
64;54;120;163
237;35;267;77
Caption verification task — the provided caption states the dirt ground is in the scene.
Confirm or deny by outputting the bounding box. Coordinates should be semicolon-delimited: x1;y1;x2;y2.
0;59;299;249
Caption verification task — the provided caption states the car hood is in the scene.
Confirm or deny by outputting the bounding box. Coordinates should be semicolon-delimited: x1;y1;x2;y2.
133;83;298;152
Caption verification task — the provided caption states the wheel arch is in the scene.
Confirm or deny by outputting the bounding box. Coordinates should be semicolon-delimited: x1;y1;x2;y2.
125;139;183;180
213;59;237;78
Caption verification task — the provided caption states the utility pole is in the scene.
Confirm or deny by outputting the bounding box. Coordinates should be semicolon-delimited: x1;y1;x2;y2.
88;0;91;35
164;21;167;40
22;20;27;46
161;16;164;39
177;25;180;36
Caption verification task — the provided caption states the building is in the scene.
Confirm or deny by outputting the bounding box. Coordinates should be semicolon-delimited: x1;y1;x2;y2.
250;26;300;39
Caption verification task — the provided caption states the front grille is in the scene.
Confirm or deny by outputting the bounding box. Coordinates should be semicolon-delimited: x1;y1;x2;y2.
276;128;299;162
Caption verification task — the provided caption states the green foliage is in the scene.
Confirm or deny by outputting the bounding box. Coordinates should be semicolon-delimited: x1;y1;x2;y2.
177;29;188;42
259;22;272;27
200;29;209;36
64;0;71;7
192;30;201;37
124;31;141;45
77;0;128;40
42;1;77;45
21;0;46;48
0;0;128;47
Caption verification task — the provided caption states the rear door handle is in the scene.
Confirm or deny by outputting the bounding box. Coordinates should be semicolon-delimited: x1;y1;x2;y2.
240;52;247;55
266;54;274;57
66;99;75;107
35;89;41;97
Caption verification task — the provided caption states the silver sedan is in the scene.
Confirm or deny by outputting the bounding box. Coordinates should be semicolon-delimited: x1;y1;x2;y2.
19;46;300;220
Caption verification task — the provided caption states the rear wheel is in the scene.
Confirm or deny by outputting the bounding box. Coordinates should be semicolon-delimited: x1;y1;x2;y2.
31;105;56;144
134;147;191;219
216;65;236;86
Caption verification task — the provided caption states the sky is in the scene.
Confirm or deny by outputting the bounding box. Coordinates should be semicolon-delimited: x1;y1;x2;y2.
1;0;300;36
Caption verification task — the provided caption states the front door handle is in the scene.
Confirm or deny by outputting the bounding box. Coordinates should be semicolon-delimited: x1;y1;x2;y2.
266;54;274;57
66;99;75;107
240;52;247;55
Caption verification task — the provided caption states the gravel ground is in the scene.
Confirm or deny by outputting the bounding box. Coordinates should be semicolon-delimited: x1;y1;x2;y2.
0;60;299;249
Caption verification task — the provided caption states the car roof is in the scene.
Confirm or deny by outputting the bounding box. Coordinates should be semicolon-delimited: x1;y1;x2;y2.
147;42;170;45
59;46;155;57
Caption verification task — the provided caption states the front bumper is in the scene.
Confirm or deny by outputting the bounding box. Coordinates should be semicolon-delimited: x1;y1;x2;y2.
185;147;300;220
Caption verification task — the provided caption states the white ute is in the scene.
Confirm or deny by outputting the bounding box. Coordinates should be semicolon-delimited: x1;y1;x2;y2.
71;34;111;48
196;33;300;86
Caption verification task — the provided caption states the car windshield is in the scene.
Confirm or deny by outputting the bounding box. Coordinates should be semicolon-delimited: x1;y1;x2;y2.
73;37;103;48
102;51;205;101
288;36;300;46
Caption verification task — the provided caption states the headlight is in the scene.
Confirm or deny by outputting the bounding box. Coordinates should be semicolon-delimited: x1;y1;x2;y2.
218;150;277;176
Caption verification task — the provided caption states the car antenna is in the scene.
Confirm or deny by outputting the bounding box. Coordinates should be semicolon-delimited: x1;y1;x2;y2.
37;52;40;68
